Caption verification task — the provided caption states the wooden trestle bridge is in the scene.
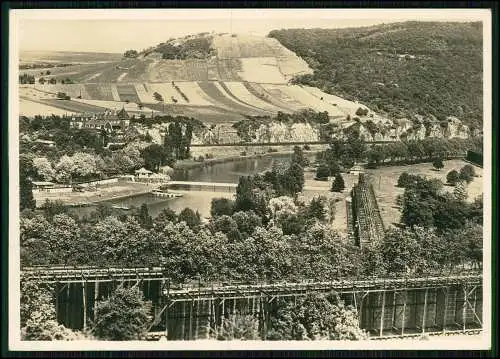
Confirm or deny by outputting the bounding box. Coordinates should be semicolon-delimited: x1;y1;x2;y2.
22;266;483;341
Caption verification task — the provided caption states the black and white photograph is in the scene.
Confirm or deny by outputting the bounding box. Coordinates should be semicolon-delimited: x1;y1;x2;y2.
7;8;492;351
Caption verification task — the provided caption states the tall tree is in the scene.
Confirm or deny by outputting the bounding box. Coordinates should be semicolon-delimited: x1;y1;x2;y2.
291;145;309;167
210;198;234;218
140;143;169;172
136;203;153;229
234;176;256;212
331;173;346;192
178;207;202;230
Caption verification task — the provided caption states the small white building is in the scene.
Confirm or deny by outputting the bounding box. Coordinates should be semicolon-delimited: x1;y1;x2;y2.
34;139;56;148
348;164;364;175
135;167;153;179
32;181;55;192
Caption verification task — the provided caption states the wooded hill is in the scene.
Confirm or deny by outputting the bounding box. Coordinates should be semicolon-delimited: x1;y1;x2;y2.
269;21;483;130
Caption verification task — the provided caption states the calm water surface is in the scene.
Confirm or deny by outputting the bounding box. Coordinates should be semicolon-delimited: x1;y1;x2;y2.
71;154;311;219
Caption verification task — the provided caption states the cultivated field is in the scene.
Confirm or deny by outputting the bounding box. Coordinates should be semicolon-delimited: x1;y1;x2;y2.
278;85;348;114
302;85;369;118
72;98;159;114
20;50;123;65
238;57;286;84
17;34;387;122
260;84;306;110
19;98;76;116
39;99;107;113
224;81;284;112
197;81;268;116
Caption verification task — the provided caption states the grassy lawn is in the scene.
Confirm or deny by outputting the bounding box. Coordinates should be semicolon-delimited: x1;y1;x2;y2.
303;171;359;235
365;160;483;228
302;160;484;233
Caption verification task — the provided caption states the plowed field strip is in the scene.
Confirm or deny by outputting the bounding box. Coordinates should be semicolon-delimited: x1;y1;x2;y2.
84;84;113;101
260;84;305;109
224;82;284;113
278;85;347;115
243;82;295;113
176;82;219;107
135;83;151;103
111;85;121;102
116;84;140;103
39;84;89;99
19;98;77;116
146;103;245;123
217;82;273;114
37;98;107;113
197;81;266;115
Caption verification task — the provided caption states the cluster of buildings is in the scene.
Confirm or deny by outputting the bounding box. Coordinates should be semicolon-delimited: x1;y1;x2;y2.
69;108;131;133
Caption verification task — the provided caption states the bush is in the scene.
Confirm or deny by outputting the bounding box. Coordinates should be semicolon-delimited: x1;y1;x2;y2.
397;172;410;188
459;165;475;184
315;163;330;180
460;164;476;177
92;285;152;340
211;198;235;217
217;313;260;340
446;170;460;186
303;144;311;151
432;158;444;171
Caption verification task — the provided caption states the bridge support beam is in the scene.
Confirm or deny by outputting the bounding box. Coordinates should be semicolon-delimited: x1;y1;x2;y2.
94;281;99;321
379;291;386;337
422;288;428;334
401;291;407;336
442;287;449;333
82;281;87;331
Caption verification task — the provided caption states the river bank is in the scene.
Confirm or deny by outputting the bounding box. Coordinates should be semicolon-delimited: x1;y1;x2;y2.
33;182;155;207
175;144;327;170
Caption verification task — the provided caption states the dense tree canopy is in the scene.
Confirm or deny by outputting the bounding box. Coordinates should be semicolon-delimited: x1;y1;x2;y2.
269;21;482;128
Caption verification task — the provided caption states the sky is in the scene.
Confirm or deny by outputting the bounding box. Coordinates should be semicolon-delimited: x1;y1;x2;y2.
15;9;484;53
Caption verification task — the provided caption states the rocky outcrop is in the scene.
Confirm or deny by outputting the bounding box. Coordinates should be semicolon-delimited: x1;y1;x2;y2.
178;114;472;145
249;122;320;143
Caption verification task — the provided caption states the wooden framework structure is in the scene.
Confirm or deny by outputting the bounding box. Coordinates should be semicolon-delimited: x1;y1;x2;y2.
350;173;385;247
22;267;483;340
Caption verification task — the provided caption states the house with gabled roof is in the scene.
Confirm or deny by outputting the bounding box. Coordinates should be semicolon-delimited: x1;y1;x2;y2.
69;108;130;133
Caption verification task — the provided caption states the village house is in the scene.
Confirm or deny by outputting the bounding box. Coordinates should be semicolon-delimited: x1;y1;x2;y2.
69;108;131;133
135;167;170;183
31;181;56;192
135;167;154;179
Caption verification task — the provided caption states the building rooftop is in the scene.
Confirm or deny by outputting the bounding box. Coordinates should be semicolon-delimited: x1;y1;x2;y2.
135;167;153;174
32;181;55;186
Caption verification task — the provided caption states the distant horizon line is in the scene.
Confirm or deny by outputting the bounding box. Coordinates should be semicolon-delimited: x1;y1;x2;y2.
18;20;481;54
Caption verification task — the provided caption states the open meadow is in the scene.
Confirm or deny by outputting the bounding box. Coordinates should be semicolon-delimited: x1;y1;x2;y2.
366;160;483;227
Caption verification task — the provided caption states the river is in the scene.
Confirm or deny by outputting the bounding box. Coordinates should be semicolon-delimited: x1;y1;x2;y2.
70;153;316;219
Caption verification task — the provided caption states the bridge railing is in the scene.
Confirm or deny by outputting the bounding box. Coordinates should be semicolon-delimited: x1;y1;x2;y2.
21;266;482;288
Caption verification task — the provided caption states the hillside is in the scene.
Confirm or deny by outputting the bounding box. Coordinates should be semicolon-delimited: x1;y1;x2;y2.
268;21;483;129
18;29;479;142
19;33;312;84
